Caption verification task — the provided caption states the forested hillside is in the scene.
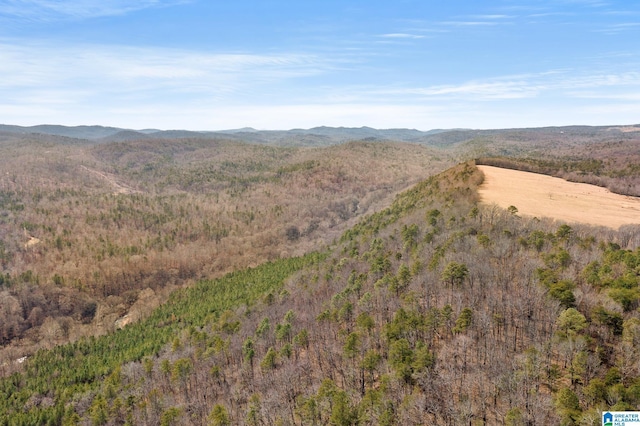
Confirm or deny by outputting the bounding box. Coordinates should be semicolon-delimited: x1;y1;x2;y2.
0;133;448;363
2;162;640;425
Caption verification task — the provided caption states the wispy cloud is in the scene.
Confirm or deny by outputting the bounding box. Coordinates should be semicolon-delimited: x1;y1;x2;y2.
469;14;513;20
0;0;188;20
603;10;640;16
427;12;520;30
559;0;610;7
378;33;425;39
0;40;326;94
595;22;640;34
367;73;555;101
0;39;334;129
0;38;340;128
345;70;640;103
527;12;574;18
440;20;500;27
411;81;540;99
569;91;640;101
566;71;640;89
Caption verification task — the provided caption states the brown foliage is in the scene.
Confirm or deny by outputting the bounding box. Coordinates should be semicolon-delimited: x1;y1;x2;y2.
0;135;447;358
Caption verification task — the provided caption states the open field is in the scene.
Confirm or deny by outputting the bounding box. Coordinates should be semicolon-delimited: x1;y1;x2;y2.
477;165;640;229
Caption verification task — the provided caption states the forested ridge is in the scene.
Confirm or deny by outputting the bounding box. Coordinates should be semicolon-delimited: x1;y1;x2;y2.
2;162;640;425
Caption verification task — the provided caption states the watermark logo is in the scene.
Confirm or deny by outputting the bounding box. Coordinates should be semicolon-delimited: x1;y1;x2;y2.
603;412;613;426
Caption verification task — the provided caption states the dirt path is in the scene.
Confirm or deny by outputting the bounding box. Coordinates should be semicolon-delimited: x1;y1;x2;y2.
477;165;640;229
80;165;138;194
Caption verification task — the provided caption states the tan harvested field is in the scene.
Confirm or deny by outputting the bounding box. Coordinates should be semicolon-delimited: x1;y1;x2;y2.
477;165;640;229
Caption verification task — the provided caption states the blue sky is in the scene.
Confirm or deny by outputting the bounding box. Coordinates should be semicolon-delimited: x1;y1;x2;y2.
1;0;639;130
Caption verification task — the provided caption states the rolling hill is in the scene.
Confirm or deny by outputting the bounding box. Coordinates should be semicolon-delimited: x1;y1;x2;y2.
1;124;640;424
1;162;640;424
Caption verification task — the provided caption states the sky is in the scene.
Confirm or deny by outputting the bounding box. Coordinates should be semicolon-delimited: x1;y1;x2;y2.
0;0;639;131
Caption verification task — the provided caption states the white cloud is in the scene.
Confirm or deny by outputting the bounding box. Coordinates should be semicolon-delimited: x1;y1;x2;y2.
595;22;640;34
0;0;188;20
578;103;640;115
559;0;609;7
409;81;541;99
0;40;326;96
469;14;513;20
575;93;640;101
566;72;640;89
365;70;640;102
0;39;338;128
441;20;500;27
378;33;425;39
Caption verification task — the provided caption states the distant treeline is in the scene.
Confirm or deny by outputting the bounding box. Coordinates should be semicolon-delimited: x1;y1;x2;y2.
476;156;640;197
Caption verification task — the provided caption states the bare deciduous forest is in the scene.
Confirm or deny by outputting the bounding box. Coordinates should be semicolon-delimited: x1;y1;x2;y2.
1;125;640;424
0;132;448;359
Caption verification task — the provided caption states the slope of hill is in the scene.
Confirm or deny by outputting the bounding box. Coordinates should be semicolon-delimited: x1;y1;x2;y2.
2;162;640;424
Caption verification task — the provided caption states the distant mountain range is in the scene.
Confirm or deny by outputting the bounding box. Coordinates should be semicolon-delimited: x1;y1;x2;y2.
0;123;454;144
1;123;638;147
